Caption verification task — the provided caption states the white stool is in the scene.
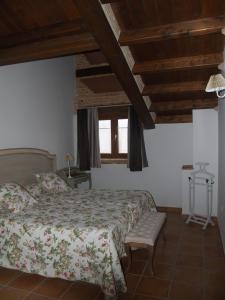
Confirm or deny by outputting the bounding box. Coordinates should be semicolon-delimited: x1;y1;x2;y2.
125;211;167;275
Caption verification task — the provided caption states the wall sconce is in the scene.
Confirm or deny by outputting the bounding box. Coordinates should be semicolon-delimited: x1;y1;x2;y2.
64;153;74;178
205;74;225;99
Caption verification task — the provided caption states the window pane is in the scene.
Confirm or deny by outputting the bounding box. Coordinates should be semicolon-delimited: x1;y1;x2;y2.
118;119;128;153
99;120;111;153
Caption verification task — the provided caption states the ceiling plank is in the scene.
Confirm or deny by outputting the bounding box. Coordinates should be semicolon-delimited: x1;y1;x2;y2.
81;74;122;93
0;32;99;66
76;65;112;77
74;0;154;129
143;81;206;95
0;19;87;49
156;114;192;123
119;16;225;45
100;0;121;4
150;98;217;112
133;53;223;74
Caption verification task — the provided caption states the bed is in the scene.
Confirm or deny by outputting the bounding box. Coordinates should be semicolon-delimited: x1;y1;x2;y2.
0;148;156;299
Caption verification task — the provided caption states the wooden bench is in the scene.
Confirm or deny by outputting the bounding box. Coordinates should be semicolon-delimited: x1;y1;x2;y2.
125;211;167;275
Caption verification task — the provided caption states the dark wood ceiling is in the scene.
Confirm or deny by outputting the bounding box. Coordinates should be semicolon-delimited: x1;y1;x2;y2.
112;0;225;123
0;0;224;125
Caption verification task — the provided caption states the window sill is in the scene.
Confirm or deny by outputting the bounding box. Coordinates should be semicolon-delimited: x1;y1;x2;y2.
101;158;127;164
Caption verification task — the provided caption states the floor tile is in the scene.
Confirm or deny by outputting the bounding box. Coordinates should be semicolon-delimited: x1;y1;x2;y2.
144;263;174;280
204;270;225;288
136;276;170;298
125;274;140;293
61;281;100;300
25;293;54;300
9;273;44;291
206;286;225;300
178;244;203;256
177;254;203;268
133;295;159;300
0;267;20;285
169;282;204;300
174;266;204;286
155;249;177;265
0;286;28;300
132;249;149;261
118;292;134;300
204;257;225;272
128;260;146;275
162;233;179;243
34;278;71;298
95;291;133;300
204;245;225;258
156;240;177;254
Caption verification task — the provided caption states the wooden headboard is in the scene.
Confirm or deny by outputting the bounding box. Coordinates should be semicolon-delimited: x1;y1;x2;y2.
0;148;56;186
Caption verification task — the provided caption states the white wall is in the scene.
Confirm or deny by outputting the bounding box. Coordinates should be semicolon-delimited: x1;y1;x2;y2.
192;109;218;216
0;57;75;168
218;101;225;251
91;124;193;208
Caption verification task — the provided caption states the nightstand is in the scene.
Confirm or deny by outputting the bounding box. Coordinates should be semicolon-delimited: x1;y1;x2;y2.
57;167;92;189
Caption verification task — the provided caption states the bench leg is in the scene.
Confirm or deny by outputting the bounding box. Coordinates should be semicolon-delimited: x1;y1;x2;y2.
125;244;132;273
148;246;155;276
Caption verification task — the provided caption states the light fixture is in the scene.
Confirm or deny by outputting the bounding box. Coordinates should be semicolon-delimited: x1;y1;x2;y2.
64;153;74;178
205;74;225;98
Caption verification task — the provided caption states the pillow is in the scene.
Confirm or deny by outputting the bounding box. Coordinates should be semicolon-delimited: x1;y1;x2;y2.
25;183;43;199
0;183;36;213
35;172;71;193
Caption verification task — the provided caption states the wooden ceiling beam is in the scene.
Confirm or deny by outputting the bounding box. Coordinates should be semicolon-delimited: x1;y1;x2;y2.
119;16;225;45
150;98;217;112
0;19;87;49
143;81;206;95
133;53;223;74
0;32;99;66
74;0;154;129
156;114;192;124
76;65;112;77
100;0;121;3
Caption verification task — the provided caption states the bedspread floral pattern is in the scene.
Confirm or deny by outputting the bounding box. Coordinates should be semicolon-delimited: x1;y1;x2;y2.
0;183;36;213
0;189;156;298
25;183;43;200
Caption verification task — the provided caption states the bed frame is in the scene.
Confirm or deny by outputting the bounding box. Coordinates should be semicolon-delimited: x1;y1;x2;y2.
0;148;56;185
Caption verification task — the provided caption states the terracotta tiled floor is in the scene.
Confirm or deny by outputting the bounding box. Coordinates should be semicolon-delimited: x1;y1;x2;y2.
0;213;224;300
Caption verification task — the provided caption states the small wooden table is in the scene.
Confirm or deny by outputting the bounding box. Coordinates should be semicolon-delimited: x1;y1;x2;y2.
57;168;92;189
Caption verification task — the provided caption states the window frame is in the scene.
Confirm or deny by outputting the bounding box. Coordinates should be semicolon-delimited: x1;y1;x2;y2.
98;106;128;160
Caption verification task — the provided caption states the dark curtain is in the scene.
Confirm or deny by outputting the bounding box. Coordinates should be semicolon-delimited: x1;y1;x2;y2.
88;108;101;168
128;106;149;171
77;109;90;171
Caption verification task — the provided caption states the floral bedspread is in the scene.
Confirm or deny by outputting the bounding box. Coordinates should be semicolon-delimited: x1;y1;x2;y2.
0;188;156;299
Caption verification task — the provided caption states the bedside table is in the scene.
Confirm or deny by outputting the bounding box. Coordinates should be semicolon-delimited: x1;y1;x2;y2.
57;167;92;189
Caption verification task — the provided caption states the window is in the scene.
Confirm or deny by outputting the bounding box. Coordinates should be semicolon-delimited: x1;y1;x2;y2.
98;107;128;161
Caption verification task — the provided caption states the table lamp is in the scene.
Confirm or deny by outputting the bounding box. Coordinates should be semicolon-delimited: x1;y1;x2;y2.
64;153;74;178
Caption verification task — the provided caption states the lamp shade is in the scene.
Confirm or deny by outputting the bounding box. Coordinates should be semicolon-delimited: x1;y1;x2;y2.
64;153;74;161
205;74;225;93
